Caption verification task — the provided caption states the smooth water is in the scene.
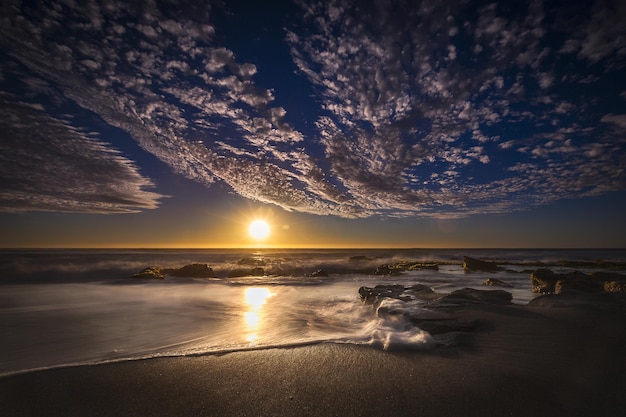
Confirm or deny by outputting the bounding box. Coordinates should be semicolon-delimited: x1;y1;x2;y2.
1;248;624;376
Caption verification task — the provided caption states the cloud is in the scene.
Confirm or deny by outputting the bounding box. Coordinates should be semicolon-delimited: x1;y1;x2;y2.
0;0;625;219
0;96;164;213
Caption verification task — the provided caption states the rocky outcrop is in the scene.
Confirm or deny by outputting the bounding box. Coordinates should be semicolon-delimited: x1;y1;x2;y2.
530;269;626;294
132;267;165;279
164;263;215;278
358;285;510;347
463;256;500;272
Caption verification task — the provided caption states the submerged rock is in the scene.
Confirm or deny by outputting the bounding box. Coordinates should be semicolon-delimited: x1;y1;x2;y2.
482;278;512;287
310;269;329;277
132;267;164;280
164;263;215;278
463;256;500;272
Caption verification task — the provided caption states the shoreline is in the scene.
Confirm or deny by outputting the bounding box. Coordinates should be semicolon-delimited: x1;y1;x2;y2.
2;304;625;416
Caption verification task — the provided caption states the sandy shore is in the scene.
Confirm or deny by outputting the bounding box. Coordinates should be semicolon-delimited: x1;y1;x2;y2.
1;304;625;417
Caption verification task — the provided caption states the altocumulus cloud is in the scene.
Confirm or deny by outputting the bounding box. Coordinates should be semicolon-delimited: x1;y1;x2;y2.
0;0;625;218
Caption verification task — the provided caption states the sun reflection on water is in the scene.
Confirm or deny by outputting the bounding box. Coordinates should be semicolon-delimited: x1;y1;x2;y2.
243;287;274;343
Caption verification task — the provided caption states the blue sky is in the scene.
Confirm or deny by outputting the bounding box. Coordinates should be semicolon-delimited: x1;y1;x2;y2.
1;0;625;248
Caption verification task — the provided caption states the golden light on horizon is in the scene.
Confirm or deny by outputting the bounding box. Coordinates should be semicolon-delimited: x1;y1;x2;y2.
248;220;270;241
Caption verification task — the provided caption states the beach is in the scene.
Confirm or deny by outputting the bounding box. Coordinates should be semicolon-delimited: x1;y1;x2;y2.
2;303;625;417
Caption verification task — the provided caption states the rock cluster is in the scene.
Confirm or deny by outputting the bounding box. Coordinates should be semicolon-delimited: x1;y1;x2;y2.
530;269;626;294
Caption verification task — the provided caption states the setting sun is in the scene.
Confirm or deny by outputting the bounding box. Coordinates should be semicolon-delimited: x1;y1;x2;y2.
248;220;270;241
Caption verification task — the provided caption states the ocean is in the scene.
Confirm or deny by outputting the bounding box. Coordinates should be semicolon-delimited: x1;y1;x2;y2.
1;248;625;377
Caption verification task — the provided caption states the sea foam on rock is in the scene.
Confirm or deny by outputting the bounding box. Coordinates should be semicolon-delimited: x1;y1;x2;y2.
359;285;513;348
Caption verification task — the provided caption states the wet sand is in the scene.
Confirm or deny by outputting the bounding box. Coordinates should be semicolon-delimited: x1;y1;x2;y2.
1;304;625;417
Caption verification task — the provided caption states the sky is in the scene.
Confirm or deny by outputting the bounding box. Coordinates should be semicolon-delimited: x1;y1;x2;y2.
1;0;626;248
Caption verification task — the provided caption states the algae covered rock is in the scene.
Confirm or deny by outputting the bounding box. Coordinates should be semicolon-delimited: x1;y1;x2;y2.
132;267;164;280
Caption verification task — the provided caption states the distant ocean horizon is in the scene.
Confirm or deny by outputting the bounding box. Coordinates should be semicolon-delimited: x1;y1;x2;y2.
1;248;625;377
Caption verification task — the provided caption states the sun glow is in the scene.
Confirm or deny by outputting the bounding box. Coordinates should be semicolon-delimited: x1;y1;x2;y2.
248;220;270;241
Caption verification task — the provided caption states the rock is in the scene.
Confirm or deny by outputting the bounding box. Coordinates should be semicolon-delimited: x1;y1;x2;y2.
250;267;265;276
310;269;329;277
132;267;164;280
374;264;396;275
463;256;500;272
164;263;214;278
439;288;512;305
604;280;626;293
359;284;408;305
530;269;557;293
349;255;371;261
482;278;512;287
554;273;603;294
530;269;623;294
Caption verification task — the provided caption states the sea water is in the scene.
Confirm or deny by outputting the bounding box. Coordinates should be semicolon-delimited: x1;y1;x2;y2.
1;248;625;377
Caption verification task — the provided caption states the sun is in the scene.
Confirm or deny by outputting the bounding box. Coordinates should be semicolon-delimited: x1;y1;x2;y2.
248;220;270;241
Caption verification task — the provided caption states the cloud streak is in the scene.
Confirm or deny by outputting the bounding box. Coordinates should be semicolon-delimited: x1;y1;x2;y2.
0;96;164;213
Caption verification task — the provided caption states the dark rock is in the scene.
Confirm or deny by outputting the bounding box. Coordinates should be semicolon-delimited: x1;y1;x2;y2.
530;269;557;293
228;269;249;278
530;269;623;294
310;269;329;277
554;274;603;294
132;267;164;280
250;267;265;276
349;255;371;261
374;264;394;275
439;288;512;305
463;256;500;272
359;284;407;304
164;263;214;278
482;278;512;287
